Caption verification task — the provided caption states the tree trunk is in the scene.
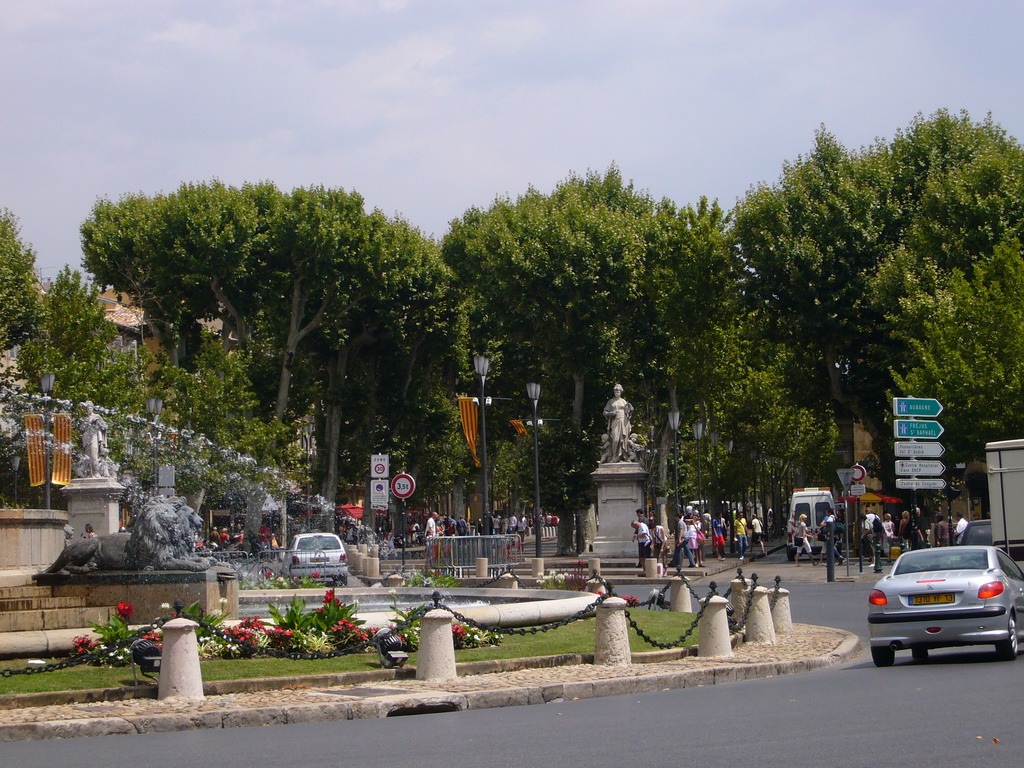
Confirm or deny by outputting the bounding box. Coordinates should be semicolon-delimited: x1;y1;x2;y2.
274;276;332;422
572;373;585;428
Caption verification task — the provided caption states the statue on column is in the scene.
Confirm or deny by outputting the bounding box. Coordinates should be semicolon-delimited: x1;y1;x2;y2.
76;402;117;478
600;384;639;463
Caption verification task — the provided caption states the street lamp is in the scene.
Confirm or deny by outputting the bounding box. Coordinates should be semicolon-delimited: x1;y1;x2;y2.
473;355;490;523
40;373;55;510
147;397;163;494
668;410;680;521
526;382;542;559
692;419;705;518
11;455;20;507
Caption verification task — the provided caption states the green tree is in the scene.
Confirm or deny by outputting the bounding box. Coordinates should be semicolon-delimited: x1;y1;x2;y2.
0;209;41;354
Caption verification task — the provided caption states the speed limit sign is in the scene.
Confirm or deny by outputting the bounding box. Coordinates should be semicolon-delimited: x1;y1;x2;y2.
391;473;416;499
851;463;867;483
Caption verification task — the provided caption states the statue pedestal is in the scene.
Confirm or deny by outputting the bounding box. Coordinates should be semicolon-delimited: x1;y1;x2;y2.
590;462;647;558
62;477;125;537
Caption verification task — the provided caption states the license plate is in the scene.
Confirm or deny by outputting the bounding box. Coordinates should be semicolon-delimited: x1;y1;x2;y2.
909;593;954;605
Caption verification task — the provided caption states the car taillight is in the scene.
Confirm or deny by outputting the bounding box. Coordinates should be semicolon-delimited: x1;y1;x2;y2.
869;589;888;606
339;553;346;563
978;581;1005;599
292;555;300;565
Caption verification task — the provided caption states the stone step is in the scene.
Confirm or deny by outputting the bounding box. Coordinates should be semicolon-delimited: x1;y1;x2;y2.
0;605;113;633
0;585;54;599
0;596;88;612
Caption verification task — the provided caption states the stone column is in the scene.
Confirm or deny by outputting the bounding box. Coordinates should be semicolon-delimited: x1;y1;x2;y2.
416;609;457;681
643;558;658;578
729;578;750;626
594;596;630;666
475;557;489;578
587;557;602;576
697;596;732;658
365;556;380;580
348;549;363;574
771;588;793;634
531;557;545;577
668;577;694;613
745;586;777;645
157;618;204;701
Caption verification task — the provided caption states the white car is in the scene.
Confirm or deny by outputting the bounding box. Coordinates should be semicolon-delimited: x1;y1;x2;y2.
285;532;349;586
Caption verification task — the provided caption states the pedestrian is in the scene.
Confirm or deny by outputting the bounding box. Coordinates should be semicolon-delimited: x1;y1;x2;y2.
954;510;967;544
425;511;438;539
750;511;766;556
481;509;494;536
83;523;96;539
632;519;652;572
669;509;690;569
932;513;950;547
862;510;880;567
793;513;818;566
712;512;727;561
882;512;896;560
734;513;749;563
508;512;519;538
652;517;668;568
685;514;700;568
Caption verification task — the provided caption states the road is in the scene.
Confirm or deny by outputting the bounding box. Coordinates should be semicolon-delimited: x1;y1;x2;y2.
2;557;1019;766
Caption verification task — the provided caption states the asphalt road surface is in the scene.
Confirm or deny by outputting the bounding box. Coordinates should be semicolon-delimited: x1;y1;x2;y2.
3;564;1019;767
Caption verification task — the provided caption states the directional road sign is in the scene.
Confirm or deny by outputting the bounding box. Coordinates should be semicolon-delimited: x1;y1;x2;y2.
895;460;946;476
391;472;416;499
894;441;945;458
896;478;947;490
370;454;389;479
893;397;943;418
894;419;944;440
369;480;389;510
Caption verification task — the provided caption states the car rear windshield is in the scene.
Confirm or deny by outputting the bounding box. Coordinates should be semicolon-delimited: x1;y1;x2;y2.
295;535;342;551
894;549;990;575
963;523;992;545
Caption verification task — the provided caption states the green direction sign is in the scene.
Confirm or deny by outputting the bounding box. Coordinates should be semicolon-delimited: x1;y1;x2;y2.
894;419;944;440
893;397;943;418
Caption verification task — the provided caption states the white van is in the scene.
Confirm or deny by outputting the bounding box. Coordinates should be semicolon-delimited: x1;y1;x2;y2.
786;488;835;560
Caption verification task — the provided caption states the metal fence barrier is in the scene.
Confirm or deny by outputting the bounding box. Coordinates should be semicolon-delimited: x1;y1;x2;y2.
423;534;524;576
210;549;285;582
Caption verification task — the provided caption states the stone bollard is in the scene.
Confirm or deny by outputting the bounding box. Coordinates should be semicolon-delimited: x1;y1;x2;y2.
586;576;607;595
157;617;205;701
369;544;379;559
668;577;694;613
771;588;793;634
643;558;658;578
475;557;489;579
745;587;777;645
416;609;457;680
588;557;601;576
594;596;631;666
365;556;380;580
384;573;404;587
531;557;545;577
697;596;733;658
497;572;518;590
729;578;750;626
347;549;362;574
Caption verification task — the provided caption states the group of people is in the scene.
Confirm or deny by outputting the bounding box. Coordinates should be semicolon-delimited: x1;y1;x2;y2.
631;506;767;575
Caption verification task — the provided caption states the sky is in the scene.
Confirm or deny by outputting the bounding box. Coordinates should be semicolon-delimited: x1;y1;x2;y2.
3;0;1023;281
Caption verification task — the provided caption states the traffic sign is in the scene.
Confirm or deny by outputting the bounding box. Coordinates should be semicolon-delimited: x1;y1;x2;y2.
370;454;389;479
369;480;388;509
391;472;416;499
836;468;855;488
893;397;943;418
895;478;947;490
850;483;867;496
894;419;944;440
894;441;945;458
895;460;946;476
851;464;867;483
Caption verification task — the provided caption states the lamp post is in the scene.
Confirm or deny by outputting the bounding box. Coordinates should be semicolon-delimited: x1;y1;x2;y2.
40;373;55;510
473;355;490;523
668;411;680;521
11;455;20;507
526;382;542;559
692;420;705;519
147;397;163;494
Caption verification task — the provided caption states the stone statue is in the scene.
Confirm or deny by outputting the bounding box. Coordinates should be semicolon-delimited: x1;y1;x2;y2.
76;402;114;478
39;496;216;574
601;384;639;463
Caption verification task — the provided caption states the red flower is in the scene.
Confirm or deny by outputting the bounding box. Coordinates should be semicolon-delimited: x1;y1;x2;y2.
116;601;134;620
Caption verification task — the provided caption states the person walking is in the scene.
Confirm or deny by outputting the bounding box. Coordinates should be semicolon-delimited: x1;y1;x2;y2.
882;512;896;560
793;513;818;566
632;519;652;573
669;510;688;569
684;514;700;568
734;513;749;563
652;517;668;569
712;512;726;561
750;511;766;557
933;513;950;547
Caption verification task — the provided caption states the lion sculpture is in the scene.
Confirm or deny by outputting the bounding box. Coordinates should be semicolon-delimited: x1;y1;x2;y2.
40;496;217;574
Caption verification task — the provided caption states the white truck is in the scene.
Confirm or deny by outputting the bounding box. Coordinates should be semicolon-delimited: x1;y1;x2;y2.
785;487;836;561
986;439;1024;562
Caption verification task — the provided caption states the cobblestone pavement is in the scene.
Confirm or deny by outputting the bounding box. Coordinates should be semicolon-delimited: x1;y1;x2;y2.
0;624;859;741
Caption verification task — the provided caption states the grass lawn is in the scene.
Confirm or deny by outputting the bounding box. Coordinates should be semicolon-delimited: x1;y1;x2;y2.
0;610;696;696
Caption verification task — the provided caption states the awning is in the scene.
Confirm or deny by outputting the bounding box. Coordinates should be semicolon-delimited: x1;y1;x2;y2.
336;504;363;520
841;492;902;504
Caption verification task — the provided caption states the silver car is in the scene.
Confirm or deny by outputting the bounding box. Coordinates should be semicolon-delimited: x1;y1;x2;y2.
868;546;1024;666
285;532;349;586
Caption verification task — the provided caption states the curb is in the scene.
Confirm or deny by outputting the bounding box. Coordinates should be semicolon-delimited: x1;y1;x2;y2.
0;627;861;742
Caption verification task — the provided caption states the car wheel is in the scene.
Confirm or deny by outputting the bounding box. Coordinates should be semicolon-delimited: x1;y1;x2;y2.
995;613;1018;661
911;647;928;661
871;645;895;667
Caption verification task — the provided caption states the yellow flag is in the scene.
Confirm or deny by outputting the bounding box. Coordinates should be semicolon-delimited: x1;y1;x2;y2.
458;396;481;467
51;414;72;486
25;414;45;487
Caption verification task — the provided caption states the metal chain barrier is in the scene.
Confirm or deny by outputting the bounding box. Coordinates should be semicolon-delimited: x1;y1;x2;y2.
624;592;710;649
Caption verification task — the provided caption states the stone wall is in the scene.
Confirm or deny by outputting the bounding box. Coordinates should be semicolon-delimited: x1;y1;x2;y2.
0;508;68;572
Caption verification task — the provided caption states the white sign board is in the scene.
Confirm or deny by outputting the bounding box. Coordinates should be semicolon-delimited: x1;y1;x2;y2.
894;441;945;458
369;480;389;510
370;454;389;479
850;483;867;496
895;460;946;476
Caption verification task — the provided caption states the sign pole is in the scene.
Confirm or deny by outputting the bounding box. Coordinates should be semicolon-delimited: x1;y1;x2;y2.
401;499;407;572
